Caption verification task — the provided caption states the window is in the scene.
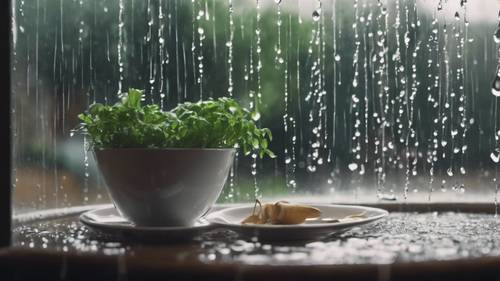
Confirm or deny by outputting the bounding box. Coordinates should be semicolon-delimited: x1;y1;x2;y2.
10;0;500;215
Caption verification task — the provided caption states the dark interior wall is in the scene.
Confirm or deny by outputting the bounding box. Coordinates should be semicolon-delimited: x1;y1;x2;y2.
1;0;12;247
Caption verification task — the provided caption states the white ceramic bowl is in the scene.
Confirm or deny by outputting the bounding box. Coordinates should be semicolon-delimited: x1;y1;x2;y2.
94;148;235;226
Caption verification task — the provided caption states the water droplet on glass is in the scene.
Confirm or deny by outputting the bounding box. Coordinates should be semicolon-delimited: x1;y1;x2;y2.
312;9;321;22
447;168;453;177
274;0;282;4
492;72;500;96
359;164;365;175
251;111;261;121
388;141;394;150
460;167;466;175
378;193;397;201
494;27;500;44
491;150;500;163
348;163;358;171
307;165;317;172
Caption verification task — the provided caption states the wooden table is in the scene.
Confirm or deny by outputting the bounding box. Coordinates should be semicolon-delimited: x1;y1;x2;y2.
1;203;500;281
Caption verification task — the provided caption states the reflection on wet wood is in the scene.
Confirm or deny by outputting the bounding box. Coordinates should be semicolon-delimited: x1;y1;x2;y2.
2;204;500;280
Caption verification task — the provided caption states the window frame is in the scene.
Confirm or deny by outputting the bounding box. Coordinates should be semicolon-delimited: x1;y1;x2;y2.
1;0;12;248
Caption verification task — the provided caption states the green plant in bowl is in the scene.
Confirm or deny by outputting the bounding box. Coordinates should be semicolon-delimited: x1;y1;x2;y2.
76;88;274;226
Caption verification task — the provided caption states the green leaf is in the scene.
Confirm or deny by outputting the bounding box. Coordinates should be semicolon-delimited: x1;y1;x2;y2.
77;89;274;159
125;88;143;108
267;150;276;158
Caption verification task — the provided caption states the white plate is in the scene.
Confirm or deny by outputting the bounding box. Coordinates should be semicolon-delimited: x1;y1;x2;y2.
80;205;212;242
205;204;388;241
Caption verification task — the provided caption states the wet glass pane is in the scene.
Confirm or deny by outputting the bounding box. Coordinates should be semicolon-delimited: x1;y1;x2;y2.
10;0;500;215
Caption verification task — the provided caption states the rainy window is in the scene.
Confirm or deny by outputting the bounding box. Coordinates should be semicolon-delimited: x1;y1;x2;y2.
10;0;500;214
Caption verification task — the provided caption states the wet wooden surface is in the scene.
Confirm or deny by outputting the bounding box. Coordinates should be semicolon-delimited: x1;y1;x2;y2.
2;203;500;281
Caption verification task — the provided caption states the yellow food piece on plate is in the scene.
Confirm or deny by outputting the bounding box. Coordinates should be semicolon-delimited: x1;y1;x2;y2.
241;200;321;225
